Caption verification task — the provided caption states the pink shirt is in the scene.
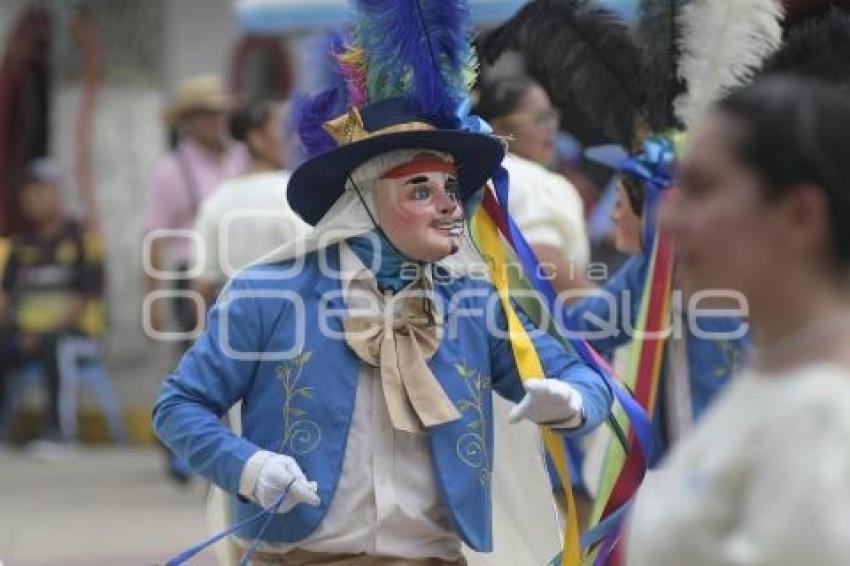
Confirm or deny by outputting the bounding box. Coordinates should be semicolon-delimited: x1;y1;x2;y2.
143;139;247;265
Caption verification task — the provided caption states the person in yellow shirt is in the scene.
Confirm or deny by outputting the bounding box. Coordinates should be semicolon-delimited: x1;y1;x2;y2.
0;160;103;445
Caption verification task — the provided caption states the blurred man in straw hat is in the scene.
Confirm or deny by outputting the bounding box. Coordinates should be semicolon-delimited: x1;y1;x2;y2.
143;74;246;343
143;74;246;483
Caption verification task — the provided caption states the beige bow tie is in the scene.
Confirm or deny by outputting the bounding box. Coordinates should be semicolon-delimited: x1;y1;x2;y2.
342;282;461;434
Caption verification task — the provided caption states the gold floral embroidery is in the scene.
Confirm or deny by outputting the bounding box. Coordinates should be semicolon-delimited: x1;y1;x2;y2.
275;350;321;455
454;362;492;488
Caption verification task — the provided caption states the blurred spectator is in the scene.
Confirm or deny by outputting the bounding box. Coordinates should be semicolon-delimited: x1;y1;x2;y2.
192;99;310;307
476;72;594;294
142;74;247;346
0;159;104;447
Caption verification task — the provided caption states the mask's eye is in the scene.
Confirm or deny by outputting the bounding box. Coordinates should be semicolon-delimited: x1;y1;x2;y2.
444;177;461;203
412;186;432;201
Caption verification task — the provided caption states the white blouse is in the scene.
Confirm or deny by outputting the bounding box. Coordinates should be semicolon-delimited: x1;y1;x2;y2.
193;171;310;283
503;153;590;268
627;363;850;566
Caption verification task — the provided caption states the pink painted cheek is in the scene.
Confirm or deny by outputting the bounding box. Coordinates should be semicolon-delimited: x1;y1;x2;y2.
388;200;435;229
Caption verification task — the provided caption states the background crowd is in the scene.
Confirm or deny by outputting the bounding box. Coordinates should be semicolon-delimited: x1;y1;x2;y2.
0;0;844;564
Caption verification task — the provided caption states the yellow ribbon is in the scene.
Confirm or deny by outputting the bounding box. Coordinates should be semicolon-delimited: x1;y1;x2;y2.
474;205;581;566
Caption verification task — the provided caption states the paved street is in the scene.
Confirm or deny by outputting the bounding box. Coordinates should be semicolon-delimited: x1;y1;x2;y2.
0;447;218;566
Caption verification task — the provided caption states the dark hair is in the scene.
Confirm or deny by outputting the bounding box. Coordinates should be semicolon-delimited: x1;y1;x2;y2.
473;75;537;122
758;8;850;89
716;75;850;268
619;174;645;217
229;100;278;153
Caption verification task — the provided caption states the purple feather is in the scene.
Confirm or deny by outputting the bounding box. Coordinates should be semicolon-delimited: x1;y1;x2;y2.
295;87;348;160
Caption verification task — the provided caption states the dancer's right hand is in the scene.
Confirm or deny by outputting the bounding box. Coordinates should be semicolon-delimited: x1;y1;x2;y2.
254;454;321;513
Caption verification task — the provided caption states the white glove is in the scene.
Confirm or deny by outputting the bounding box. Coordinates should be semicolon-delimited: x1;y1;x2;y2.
509;379;585;429
254;454;321;513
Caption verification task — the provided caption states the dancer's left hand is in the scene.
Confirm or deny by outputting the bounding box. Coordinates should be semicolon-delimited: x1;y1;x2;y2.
509;379;585;429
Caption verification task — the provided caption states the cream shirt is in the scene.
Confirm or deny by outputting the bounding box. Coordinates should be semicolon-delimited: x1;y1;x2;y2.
628;363;850;566
239;242;461;560
193;171;310;283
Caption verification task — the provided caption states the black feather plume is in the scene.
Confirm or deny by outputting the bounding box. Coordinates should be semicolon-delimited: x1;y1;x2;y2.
759;7;850;89
637;0;690;130
478;0;649;146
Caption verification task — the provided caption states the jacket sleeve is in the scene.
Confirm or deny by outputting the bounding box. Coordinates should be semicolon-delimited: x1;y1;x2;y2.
152;275;266;495
489;296;613;437
563;255;648;359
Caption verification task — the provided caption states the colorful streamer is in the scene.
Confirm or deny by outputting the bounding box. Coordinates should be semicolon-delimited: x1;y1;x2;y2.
586;138;678;565
472;164;655;565
474;204;581;566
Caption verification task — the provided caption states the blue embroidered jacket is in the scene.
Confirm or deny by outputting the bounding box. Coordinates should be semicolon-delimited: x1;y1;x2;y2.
153;244;612;552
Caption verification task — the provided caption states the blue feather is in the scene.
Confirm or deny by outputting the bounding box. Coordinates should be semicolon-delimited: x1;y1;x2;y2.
354;0;474;122
417;0;477;121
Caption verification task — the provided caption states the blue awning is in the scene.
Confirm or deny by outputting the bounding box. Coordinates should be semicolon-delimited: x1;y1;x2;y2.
234;0;530;33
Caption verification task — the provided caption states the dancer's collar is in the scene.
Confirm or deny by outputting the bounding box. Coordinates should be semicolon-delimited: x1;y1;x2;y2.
346;230;427;293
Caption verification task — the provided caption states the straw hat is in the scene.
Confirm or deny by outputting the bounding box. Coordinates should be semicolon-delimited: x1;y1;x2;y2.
162;74;235;126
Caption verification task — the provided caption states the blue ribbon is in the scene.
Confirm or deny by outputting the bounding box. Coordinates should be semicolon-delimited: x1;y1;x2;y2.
450;96;493;135
619;137;676;249
490;166;654;466
619;138;675;191
580;499;634;551
592;521;625;566
164;491;289;566
547;500;634;566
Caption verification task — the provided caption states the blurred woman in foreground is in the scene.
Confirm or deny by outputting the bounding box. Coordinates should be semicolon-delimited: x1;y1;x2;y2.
628;76;850;565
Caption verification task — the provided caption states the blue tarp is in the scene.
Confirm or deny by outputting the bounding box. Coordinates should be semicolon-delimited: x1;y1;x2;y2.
234;0;530;32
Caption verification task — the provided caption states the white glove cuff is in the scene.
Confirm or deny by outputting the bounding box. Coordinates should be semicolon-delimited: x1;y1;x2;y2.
549;407;587;430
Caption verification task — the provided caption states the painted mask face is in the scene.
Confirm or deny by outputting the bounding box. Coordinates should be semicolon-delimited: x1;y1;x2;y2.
373;156;465;262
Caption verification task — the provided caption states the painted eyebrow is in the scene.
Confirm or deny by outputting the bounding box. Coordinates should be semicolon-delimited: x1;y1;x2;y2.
404;175;430;184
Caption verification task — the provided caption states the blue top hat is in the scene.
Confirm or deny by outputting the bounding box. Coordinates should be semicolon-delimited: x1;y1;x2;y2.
288;97;505;226
286;1;507;226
